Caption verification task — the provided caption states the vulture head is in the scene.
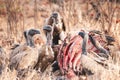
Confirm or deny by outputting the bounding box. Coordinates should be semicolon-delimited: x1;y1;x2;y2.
24;29;40;47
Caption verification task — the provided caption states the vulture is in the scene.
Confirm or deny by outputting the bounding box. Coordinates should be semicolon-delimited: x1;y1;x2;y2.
44;12;67;60
9;29;42;71
34;25;54;72
57;30;115;78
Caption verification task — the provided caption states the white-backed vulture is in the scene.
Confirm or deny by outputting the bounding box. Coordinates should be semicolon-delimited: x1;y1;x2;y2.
9;29;41;70
57;30;115;78
45;11;66;45
34;25;55;72
44;12;67;60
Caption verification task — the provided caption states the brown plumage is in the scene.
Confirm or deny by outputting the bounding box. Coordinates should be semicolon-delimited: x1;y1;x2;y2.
44;12;67;60
9;29;41;70
10;46;39;70
45;11;66;45
35;45;54;72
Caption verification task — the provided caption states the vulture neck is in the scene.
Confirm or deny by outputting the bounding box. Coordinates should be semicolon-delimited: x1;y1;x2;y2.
46;32;53;46
27;35;35;47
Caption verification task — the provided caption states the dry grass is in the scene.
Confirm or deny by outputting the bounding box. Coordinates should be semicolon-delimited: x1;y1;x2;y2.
0;0;120;80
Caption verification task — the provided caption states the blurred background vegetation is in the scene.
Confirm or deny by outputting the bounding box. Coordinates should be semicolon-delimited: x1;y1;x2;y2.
0;0;120;48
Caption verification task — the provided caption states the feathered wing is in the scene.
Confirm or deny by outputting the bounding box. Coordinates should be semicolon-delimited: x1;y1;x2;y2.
18;48;39;70
9;51;26;70
10;44;27;60
9;47;39;70
35;45;54;72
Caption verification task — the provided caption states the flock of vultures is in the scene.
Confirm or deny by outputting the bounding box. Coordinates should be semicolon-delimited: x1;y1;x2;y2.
0;11;117;80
